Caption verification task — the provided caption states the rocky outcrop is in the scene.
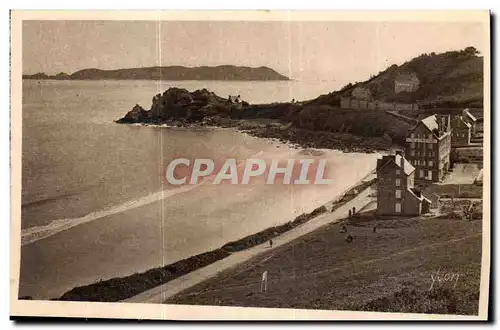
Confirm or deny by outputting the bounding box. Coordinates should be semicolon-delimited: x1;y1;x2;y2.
116;88;245;124
116;87;400;153
118;104;149;123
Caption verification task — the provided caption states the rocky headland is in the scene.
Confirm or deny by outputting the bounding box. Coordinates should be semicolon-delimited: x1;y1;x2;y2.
116;87;404;153
22;65;289;81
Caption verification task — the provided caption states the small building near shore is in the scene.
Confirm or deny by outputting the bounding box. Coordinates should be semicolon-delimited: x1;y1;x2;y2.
450;115;472;147
376;151;431;216
351;86;372;100
462;108;477;135
394;71;420;93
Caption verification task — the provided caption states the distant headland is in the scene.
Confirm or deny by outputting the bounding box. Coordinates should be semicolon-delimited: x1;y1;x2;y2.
22;65;290;81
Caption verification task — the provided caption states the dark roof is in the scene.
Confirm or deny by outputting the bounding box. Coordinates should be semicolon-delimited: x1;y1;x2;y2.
458;116;472;128
463;108;477;122
396;71;420;82
376;154;415;176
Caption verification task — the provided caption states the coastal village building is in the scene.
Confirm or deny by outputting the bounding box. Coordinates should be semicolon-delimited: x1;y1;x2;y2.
404;115;452;182
376;151;431;216
339;97;419;111
450;115;472;147
394;71;420;93
351;86;372;100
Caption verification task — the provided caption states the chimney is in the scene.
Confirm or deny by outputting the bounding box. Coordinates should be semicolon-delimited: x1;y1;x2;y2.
395;150;404;170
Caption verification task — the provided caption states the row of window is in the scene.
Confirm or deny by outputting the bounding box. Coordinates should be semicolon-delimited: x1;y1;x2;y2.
410;159;434;167
454;132;468;138
410;142;435;149
410;133;433;139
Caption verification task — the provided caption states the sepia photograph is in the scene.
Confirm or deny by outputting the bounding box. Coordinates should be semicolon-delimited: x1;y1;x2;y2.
10;10;490;321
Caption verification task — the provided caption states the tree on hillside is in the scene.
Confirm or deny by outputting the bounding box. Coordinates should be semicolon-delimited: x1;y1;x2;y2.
463;46;480;56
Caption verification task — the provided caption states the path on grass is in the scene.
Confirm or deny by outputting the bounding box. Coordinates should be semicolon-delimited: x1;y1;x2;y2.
121;185;375;304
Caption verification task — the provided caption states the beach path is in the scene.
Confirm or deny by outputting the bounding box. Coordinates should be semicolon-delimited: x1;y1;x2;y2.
121;183;375;304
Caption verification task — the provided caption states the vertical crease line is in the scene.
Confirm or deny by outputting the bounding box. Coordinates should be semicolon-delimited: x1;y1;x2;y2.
156;14;166;305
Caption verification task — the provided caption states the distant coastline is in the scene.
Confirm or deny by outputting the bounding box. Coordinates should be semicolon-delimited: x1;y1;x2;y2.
22;65;290;81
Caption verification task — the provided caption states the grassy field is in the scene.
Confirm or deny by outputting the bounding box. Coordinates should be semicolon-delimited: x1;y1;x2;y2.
167;215;482;315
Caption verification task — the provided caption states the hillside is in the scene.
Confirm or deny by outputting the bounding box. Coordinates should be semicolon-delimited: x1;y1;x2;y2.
22;65;289;81
167;216;482;315
309;47;484;108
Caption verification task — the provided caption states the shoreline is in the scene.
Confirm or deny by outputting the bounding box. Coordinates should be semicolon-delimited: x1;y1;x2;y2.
44;175;376;302
118;117;390;154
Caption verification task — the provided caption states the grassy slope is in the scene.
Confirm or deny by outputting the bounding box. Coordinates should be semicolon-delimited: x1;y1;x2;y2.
168;217;482;315
309;48;483;108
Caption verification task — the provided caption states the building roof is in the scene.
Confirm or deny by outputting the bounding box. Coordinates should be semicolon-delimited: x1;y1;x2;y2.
475;168;483;182
396;71;420;82
407;188;431;203
376;154;415;176
420;115;439;133
459;117;472;128
463;108;477;122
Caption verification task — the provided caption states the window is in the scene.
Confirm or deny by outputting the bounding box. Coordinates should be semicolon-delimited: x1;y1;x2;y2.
411;150;415;156
429;161;434;166
411;142;415;149
429;144;433;150
395;190;402;198
411;133;415;138
420;170;424;178
427;170;433;180
395;203;402;213
396;170;401;175
395;179;401;187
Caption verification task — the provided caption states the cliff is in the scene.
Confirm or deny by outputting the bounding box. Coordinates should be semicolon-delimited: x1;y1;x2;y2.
22;65;289;81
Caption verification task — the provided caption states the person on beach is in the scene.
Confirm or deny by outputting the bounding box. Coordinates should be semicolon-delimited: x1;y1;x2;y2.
269;239;273;248
261;271;268;293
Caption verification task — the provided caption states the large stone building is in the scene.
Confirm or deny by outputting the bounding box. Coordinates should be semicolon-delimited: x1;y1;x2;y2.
376;151;431;216
394;71;420;93
404;115;452;182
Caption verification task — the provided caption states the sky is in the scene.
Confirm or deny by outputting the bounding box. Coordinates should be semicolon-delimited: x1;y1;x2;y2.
22;20;486;84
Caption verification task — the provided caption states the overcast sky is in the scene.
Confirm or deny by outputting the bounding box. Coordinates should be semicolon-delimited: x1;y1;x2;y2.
23;20;486;83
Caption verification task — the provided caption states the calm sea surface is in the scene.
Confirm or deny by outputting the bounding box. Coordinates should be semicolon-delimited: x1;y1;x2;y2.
19;79;379;299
